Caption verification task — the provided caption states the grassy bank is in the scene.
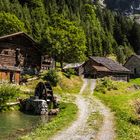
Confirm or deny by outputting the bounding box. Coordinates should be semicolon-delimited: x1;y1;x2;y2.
94;78;140;140
19;102;78;140
19;72;83;95
53;72;83;94
130;78;140;85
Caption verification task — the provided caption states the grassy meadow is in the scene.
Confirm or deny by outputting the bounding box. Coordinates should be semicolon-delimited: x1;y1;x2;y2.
94;78;140;140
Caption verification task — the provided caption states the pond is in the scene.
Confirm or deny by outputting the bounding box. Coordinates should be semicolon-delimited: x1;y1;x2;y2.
0;111;49;140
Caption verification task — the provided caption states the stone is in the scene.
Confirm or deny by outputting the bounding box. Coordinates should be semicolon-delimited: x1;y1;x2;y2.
22;97;48;115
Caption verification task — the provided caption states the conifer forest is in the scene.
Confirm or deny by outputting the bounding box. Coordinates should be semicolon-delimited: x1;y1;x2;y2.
0;0;140;65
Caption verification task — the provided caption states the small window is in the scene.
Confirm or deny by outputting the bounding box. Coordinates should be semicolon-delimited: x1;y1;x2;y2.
134;68;137;74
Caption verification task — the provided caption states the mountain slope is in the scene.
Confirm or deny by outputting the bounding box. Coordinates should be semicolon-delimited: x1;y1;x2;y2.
0;0;139;64
101;0;140;14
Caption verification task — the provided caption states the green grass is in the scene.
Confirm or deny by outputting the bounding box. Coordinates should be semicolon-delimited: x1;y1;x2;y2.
18;72;82;139
20;72;83;95
130;78;140;85
19;102;78;140
0;84;23;111
53;72;83;94
94;78;140;140
87;111;103;131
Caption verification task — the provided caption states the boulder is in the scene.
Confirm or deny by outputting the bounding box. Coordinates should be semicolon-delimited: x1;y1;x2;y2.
21;97;48;115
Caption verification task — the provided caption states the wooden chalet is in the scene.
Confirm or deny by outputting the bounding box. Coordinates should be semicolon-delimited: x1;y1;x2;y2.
84;57;130;81
0;32;41;84
124;55;140;78
41;55;55;70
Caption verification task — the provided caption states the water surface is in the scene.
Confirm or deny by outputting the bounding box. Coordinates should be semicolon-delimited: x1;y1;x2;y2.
0;111;48;140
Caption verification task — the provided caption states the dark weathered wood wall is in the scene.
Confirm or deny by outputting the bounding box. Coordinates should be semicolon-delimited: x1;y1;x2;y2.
84;59;129;81
0;71;20;84
84;59;99;77
0;36;41;69
124;55;140;77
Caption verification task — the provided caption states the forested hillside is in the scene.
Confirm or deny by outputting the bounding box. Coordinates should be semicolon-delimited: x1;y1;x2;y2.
0;0;140;65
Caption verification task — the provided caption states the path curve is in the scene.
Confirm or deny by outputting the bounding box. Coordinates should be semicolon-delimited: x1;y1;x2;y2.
51;79;90;140
51;79;115;140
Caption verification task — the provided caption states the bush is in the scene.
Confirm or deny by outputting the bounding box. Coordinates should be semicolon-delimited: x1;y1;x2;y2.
64;69;76;78
133;99;140;116
0;84;20;109
22;74;33;80
43;70;59;86
95;77;118;94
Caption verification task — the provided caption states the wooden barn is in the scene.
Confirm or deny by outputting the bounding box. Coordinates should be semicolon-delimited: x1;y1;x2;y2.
0;32;42;83
84;57;130;81
124;55;140;78
41;55;55;70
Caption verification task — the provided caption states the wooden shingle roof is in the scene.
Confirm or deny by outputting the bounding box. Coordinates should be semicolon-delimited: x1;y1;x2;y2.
135;55;140;59
92;65;110;72
90;56;130;73
0;32;36;44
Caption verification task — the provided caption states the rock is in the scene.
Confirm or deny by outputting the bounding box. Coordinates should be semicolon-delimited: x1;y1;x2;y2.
21;97;48;115
133;84;140;90
17;128;25;132
48;108;60;115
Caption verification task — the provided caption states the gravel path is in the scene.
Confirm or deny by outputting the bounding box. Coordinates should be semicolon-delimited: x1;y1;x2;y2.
94;99;115;140
90;79;96;94
51;79;90;140
51;79;115;140
91;79;115;140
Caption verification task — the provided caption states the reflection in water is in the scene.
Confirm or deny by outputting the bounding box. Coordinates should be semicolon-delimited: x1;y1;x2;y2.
0;111;49;140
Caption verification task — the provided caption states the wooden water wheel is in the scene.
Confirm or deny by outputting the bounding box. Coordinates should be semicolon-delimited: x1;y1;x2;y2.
34;82;54;102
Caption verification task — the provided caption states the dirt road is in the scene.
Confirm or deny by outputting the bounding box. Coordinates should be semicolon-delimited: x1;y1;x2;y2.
51;79;115;140
94;98;115;140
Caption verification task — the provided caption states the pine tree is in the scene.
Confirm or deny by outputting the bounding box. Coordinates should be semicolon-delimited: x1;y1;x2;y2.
130;22;140;54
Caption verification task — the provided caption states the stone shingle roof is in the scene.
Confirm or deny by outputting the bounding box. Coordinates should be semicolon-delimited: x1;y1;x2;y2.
90;56;130;73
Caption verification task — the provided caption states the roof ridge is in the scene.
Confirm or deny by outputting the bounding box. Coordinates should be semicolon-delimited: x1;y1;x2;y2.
0;32;37;44
90;56;130;72
0;32;24;39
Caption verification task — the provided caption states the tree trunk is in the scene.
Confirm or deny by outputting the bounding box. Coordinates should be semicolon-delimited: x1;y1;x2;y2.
60;61;63;69
60;55;64;69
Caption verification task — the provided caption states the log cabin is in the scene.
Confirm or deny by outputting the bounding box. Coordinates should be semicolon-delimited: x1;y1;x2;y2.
0;32;41;84
84;57;131;81
124;55;140;78
41;55;55;70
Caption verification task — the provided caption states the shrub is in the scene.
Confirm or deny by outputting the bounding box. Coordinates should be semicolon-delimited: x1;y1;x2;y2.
64;68;76;78
0;84;20;109
22;74;33;80
133;99;140;116
95;77;118;94
43;70;59;86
